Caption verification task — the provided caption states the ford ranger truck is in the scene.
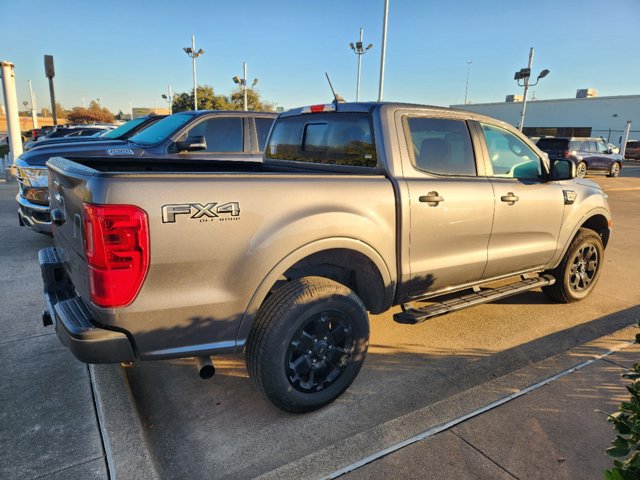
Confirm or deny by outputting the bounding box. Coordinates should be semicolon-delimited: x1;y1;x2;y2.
39;102;611;413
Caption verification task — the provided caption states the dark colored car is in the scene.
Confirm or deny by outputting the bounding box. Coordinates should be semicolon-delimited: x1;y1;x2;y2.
25;115;166;151
536;136;623;177
625;140;640;160
15;110;277;234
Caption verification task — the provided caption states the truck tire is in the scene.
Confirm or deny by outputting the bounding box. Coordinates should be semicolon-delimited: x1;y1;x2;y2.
542;228;604;303
246;276;369;413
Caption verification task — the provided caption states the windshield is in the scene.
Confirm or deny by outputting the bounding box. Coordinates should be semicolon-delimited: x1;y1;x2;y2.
102;117;148;139
129;114;193;146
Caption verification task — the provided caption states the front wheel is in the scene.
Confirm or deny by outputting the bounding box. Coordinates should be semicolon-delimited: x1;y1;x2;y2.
542;228;604;303
576;162;587;178
246;276;369;413
607;162;621;177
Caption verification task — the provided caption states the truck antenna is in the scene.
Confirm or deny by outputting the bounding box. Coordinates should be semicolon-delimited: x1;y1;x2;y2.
325;72;346;105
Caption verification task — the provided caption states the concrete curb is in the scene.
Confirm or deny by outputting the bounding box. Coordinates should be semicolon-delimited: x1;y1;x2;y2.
90;364;160;480
257;324;638;480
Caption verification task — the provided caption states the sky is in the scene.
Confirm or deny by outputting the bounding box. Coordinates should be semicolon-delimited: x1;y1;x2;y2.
2;0;639;115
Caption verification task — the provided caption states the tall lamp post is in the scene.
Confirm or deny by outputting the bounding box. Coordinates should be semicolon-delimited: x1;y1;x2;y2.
183;34;205;111
161;85;173;115
349;28;373;102
514;47;549;132
232;62;258;111
464;61;472;104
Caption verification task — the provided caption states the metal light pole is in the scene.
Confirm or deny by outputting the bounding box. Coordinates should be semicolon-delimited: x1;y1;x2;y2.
514;47;549;132
232;62;258;111
1;61;24;163
464;61;472;104
378;0;390;101
183;34;205;111
28;80;38;129
161;85;173;115
349;28;373;102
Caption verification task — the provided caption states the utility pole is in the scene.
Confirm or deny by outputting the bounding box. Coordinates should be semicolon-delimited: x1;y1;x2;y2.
513;47;549;132
464;61;472;104
378;0;389;101
44;55;58;125
183;34;205;111
28;80;38;129
1;61;24;164
349;28;373;102
232;62;258;111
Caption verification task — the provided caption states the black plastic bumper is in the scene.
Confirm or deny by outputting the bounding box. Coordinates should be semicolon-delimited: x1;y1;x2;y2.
39;247;136;364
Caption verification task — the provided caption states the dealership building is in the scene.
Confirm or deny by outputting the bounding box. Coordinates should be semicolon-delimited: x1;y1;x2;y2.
451;91;640;146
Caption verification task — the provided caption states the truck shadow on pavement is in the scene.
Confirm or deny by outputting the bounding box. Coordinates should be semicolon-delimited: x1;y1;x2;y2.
117;302;640;480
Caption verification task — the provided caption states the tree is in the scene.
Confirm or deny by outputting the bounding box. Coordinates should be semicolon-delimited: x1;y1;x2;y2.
229;87;275;112
66;102;115;124
172;85;231;113
55;102;67;119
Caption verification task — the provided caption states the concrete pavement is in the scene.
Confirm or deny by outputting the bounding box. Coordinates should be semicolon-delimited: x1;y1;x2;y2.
0;180;108;480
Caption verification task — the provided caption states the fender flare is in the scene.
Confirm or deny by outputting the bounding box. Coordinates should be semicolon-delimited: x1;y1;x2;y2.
234;237;394;348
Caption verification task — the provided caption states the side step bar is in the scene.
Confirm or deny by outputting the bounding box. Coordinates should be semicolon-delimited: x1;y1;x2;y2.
394;274;556;325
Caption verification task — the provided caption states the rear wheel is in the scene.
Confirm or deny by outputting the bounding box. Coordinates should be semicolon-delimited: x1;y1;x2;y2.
607;162;621;177
576;162;587;178
246;276;369;413
542;228;604;303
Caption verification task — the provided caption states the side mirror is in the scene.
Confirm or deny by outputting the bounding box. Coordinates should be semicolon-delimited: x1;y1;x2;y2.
176;136;207;152
551;159;576;181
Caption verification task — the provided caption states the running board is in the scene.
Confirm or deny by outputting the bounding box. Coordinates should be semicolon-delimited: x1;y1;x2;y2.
393;275;556;325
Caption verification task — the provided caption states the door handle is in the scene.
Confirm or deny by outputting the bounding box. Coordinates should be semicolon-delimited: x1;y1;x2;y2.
419;191;444;206
500;192;519;205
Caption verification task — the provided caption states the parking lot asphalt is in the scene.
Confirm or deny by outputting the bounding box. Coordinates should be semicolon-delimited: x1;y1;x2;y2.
1;163;639;480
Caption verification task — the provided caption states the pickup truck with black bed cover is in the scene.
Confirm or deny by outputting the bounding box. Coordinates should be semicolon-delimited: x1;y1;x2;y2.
40;102;611;413
16;110;276;234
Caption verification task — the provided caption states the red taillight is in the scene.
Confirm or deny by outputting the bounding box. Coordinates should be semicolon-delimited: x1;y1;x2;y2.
83;203;149;308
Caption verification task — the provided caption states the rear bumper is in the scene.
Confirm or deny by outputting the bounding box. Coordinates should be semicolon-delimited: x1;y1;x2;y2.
17;194;52;234
39;247;136;364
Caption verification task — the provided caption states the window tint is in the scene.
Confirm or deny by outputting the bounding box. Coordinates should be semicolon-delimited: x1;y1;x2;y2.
405;117;476;176
130;114;193;146
537;138;568;150
481;123;541;179
595;141;609;153
103;116;149;139
255;117;274;151
182;117;243;152
266;112;376;167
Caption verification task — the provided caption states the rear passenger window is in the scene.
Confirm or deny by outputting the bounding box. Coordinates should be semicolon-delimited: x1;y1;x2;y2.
405;117;476;176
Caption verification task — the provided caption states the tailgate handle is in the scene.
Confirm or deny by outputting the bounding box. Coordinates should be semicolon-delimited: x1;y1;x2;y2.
51;208;66;226
419;192;444;207
500;192;520;205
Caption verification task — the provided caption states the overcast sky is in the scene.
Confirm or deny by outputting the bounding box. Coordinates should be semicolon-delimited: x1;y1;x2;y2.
2;0;639;114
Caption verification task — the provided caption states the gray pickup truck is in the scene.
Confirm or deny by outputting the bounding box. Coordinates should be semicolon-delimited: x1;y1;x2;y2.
40;102;611;413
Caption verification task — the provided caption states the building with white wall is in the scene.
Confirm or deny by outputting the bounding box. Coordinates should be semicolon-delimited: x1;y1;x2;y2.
451;94;639;145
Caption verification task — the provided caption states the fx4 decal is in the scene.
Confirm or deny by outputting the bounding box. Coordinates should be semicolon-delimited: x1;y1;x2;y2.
161;202;240;223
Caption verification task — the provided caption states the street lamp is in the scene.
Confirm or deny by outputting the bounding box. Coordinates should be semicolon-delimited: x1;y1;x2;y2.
161;85;173;115
183;34;205;111
232;62;258;111
514;47;549;131
349;28;373;102
464;61;472;104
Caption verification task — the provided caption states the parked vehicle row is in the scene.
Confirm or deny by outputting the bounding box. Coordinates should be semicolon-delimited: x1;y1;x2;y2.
15;111;276;234
39;102;611;413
